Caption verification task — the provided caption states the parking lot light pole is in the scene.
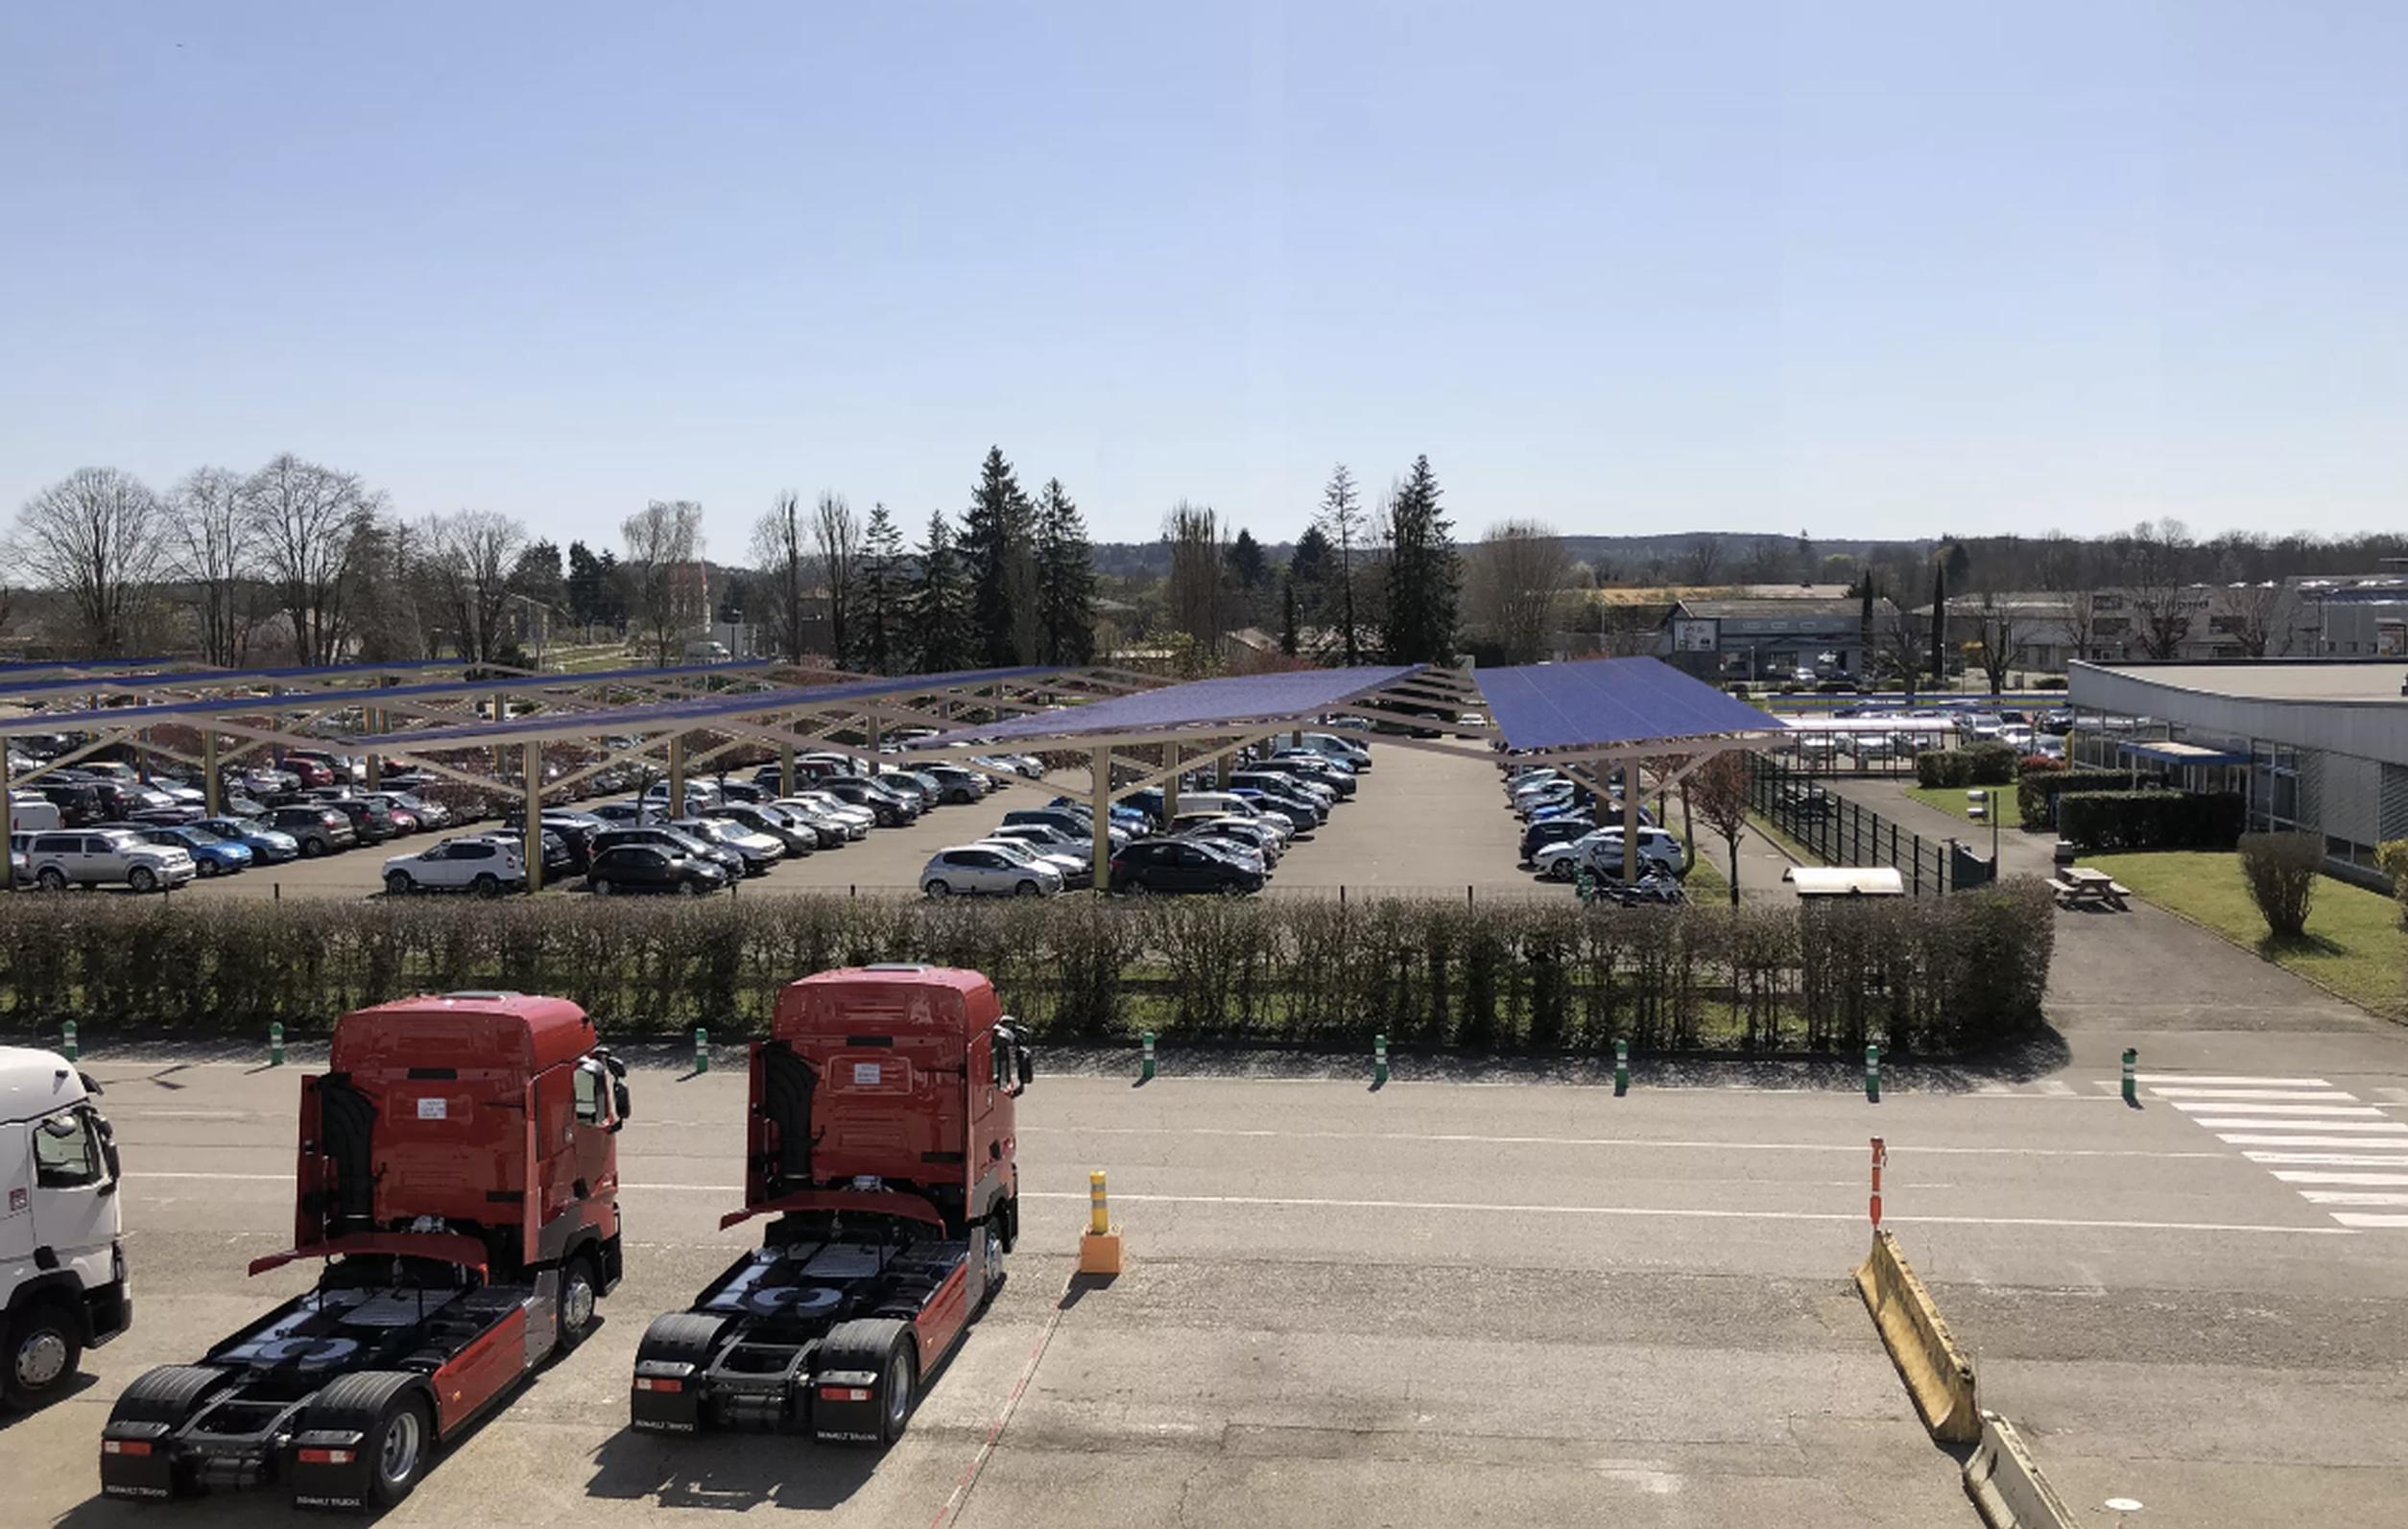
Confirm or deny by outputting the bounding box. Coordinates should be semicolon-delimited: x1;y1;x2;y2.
523;741;543;896
1090;748;1111;894
203;730;220;817
668;734;686;815
780;742;796;800
0;740;12;892
1622;766;1641;885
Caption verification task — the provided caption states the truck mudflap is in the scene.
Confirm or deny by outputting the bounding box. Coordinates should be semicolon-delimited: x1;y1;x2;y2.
630;1312;731;1434
98;1429;180;1499
85;1253;133;1347
285;1426;377;1511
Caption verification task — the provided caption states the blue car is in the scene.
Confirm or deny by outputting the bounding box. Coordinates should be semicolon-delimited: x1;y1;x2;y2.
193;816;300;865
137;824;253;878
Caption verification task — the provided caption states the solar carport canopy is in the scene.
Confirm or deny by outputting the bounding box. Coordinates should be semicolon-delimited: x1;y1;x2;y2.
922;665;1425;745
1472;658;1785;753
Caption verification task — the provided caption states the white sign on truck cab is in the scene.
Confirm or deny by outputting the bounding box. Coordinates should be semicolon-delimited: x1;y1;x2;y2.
0;1046;129;1409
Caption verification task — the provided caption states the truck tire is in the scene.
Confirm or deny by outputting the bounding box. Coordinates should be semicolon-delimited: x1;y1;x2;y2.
110;1364;233;1425
554;1251;601;1356
298;1372;433;1510
4;1298;82;1408
635;1310;728;1369
814;1318;916;1446
970;1221;1006;1315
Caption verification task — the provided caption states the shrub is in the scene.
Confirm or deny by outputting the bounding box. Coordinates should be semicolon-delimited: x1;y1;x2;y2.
2031;676;2068;690
2238;832;2322;939
0;889;2061;1058
1963;743;2020;785
2056;790;2245;851
1916;751;1969;788
2016;767;2134;831
2377;841;2408;932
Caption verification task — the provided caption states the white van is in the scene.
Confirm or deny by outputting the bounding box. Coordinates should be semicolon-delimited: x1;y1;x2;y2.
6;799;60;834
1;1048;130;1407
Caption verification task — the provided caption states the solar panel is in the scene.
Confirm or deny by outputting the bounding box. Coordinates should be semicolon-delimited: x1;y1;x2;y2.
0;656;503;700
919;665;1424;745
1475;658;1784;753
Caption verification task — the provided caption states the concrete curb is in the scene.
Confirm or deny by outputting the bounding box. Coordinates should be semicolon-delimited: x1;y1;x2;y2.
1854;1228;1980;1444
1963;1410;2075;1529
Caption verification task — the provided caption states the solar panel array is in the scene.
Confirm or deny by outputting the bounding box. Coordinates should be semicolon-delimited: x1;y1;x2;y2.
921;665;1424;745
1475;658;1784;753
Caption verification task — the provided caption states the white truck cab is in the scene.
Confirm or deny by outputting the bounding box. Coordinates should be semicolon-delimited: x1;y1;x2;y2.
1;1048;129;1408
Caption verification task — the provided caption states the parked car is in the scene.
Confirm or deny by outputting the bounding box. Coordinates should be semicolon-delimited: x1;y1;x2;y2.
969;836;1090;888
820;777;919;825
918;764;991;804
669;815;783;875
383;835;529;896
8;831;29;886
380;789;452;828
1229;770;1333;814
131;824;252;878
1109;836;1265;896
584;843;729;896
1170;814;1284;866
989;820;1101;860
1002;806;1129;849
918;846;1063;898
708;801;816;854
266;803;357;857
1535;827;1690;882
36;782;105;827
319;796;399;845
21;828;197;893
1227;787;1319;833
193;815;301;863
590;800;666;829
1288;731;1372;771
642;778;723;811
775;793;871;839
1266;753;1359;797
589;824;744;879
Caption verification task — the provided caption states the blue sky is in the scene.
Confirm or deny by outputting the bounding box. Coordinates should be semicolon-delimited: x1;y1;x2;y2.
4;2;2403;552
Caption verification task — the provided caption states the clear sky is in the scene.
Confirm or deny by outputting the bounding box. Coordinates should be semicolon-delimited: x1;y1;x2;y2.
4;2;2403;553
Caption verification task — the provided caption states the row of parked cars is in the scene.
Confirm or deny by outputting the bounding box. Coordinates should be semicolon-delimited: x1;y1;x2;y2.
915;730;1374;897
1505;764;1690;892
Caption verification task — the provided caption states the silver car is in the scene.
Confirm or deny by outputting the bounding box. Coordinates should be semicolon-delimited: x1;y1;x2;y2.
919;846;1064;898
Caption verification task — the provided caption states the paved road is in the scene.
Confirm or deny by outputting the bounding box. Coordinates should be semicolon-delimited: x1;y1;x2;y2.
11;1039;2408;1528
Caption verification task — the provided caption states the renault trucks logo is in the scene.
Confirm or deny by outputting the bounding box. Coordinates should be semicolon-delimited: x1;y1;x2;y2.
7;1186;25;1215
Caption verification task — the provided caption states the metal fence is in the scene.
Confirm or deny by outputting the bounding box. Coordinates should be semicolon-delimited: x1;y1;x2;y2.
1748;756;1994;896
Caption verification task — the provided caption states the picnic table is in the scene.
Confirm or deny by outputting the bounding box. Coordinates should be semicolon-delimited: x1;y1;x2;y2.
2049;866;2131;911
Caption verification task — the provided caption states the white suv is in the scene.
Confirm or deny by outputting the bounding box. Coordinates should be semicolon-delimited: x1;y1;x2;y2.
22;829;197;894
382;835;529;896
1534;827;1688;882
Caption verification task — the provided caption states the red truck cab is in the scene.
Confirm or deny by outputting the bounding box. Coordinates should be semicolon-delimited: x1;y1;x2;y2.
631;964;1030;1445
100;991;627;1511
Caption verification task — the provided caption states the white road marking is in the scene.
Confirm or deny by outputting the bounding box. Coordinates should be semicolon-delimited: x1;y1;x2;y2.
2174;1103;2385;1117
2147;1088;2359;1102
2272;1171;2408;1186
2210;1123;2408;1138
2035;1080;2077;1097
2246;1153;2408;1167
1014;1190;2349;1235
2330;1213;2408;1228
2297;1191;2408;1206
2133;1074;2331;1087
1021;1125;2223;1159
2377;1087;2408;1105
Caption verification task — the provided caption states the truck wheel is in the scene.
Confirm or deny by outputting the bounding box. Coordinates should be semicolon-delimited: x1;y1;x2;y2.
3;1300;81;1408
300;1373;431;1510
815;1318;917;1446
554;1252;600;1355
971;1221;1006;1314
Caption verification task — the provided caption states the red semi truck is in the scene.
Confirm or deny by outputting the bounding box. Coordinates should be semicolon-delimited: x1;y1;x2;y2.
630;964;1030;1445
100;991;629;1510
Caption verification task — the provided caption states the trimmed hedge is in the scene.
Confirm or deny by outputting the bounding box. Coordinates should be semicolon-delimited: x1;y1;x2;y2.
2056;790;2245;851
0;885;2060;1058
1915;743;2020;789
2016;768;2140;831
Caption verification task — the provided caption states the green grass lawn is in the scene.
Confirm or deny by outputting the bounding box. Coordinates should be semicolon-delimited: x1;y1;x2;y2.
1903;784;2004;824
2089;850;2407;1017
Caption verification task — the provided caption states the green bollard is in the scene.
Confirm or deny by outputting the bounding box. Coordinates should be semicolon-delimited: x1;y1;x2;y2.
1614;1039;1629;1098
62;1020;78;1063
694;1026;709;1074
270;1021;285;1066
1864;1042;1880;1104
1373;1034;1389;1087
2122;1047;2137;1106
1140;1032;1156;1083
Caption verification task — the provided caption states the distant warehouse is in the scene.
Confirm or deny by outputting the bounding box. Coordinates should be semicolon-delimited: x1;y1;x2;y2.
2067;659;2408;884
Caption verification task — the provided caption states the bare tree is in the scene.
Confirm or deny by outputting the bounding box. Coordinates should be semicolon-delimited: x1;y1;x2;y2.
1163;501;1231;669
245;454;379;665
165;466;259;665
1681;535;1724;585
1315;465;1369;666
2127;516;2196;660
812;491;863;665
622;499;704;665
2222;583;2285;658
1971;589;2017;695
1467;519;1571;664
1685;751;1752;906
2061;588;2101;665
13;466;167;656
751;490;809;663
424;510;528;668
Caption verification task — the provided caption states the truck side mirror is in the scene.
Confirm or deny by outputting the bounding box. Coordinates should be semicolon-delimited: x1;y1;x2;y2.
1015;1049;1034;1090
612;1080;632;1122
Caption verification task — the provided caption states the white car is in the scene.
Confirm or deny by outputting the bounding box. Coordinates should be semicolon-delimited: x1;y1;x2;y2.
777;793;871;838
987;821;1097;858
383;835;528;896
1166;813;1284;865
20;828;196;893
969;837;1091;887
1534;827;1688;882
919;846;1064;897
1289;731;1372;771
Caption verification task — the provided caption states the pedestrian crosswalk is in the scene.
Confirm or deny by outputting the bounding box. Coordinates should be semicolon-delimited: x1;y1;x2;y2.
2130;1073;2408;1229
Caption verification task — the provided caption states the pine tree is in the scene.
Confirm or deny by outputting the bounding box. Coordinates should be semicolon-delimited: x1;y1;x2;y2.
1289;524;1332;643
1379;455;1460;664
1034;477;1097;664
857;502;906;674
1315;465;1368;665
1279;570;1300;657
1228;529;1268;590
912;511;972;673
962;446;1029;667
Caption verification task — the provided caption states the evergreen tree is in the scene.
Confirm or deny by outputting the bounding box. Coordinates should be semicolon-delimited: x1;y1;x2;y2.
1379;455;1460;664
1279;569;1300;657
857;502;906;674
1289;524;1332;633
565;540;605;626
1228;528;1268;590
912;510;972;673
962;445;1029;666
1314;465;1368;665
1034;477;1097;663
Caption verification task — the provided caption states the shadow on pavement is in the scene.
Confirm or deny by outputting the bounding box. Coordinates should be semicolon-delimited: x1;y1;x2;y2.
585;1428;880;1512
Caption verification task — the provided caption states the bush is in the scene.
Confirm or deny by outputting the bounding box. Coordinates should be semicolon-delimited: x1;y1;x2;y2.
2238;832;2322;939
2031;676;2068;690
0;888;2062;1058
1916;750;1968;788
2056;790;2245;850
1963;743;2020;785
2377;841;2408;932
2016;767;2134;831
